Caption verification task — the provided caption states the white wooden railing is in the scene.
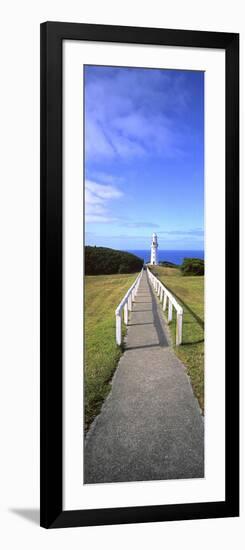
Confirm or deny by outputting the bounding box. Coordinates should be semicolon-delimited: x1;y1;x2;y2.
115;269;144;345
147;268;183;346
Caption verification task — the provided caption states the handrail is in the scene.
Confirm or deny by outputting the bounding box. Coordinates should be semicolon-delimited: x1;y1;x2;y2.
147;268;183;346
115;269;144;345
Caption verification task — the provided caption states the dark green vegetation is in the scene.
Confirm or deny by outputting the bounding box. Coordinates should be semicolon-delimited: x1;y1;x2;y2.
151;265;204;413
85;246;143;275
181;257;204;276
85;272;137;430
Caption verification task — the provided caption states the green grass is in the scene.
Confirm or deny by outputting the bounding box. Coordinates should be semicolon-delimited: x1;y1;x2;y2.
85;272;137;430
151;266;204;413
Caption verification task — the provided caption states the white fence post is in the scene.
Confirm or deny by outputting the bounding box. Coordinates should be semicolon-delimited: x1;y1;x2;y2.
116;312;122;345
128;294;132;311
168;301;173;323
163;292;167;311
176;312;183;346
124;303;128;325
160;287;163;302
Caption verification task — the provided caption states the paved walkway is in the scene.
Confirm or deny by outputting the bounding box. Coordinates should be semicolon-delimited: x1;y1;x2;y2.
84;271;204;484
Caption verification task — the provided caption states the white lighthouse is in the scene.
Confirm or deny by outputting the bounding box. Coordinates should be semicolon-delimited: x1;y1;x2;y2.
150;233;158;265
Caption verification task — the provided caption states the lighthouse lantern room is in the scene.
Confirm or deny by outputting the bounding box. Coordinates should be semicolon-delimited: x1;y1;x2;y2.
150;233;158;265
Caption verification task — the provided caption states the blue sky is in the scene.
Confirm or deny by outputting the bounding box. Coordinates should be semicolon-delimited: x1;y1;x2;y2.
84;65;204;251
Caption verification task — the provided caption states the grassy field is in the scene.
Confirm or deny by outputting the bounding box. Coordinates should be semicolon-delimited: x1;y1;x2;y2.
151;266;204;413
85;272;137;430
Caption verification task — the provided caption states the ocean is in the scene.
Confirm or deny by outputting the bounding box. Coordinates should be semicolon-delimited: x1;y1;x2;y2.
127;250;204;266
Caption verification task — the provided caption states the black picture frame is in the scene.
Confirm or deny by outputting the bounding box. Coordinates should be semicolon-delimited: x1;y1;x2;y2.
40;21;239;528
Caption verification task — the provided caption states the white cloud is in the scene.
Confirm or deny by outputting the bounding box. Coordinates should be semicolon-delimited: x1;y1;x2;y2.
85;180;123;200
85;179;123;224
85;214;118;223
88;172;124;185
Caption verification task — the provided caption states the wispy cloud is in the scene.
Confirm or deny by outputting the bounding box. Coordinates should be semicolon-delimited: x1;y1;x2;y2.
85;179;123;224
122;222;159;229
87;171;124;185
85;67;190;161
158;228;204;236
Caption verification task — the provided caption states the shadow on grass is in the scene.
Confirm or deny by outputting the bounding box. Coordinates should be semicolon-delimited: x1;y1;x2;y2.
160;281;205;330
181;339;204;346
179;298;204;330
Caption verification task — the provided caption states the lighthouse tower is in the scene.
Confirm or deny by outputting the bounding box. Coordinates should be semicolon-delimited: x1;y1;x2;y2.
150;233;158;265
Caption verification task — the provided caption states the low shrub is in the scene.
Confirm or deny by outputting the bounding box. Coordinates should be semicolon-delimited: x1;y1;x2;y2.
180;258;204;276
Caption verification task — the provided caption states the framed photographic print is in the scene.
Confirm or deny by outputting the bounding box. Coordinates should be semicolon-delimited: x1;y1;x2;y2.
40;22;239;528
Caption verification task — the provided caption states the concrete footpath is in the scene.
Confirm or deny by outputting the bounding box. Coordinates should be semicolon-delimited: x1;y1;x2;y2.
84;271;204;484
